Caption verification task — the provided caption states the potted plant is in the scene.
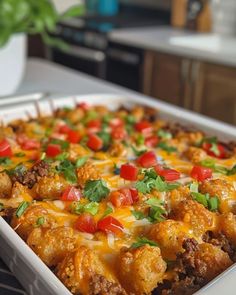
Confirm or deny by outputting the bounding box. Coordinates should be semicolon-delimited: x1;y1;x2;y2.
0;0;84;96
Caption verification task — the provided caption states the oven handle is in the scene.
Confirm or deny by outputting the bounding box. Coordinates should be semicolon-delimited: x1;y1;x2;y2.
107;48;141;65
58;45;106;63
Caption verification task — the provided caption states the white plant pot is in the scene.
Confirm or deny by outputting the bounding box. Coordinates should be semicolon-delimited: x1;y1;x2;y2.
0;34;26;97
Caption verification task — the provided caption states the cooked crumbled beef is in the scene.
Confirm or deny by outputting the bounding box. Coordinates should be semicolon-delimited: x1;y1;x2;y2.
203;231;236;262
12;160;49;189
144;107;158;122
161;277;201;295
89;274;127;295
163;123;192;136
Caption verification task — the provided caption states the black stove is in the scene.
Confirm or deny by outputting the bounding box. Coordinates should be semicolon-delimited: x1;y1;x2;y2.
48;5;170;89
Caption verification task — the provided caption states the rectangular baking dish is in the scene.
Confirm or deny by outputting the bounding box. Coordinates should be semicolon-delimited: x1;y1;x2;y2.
0;94;235;295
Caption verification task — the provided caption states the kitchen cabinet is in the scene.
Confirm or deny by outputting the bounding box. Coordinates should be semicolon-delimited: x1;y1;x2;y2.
143;51;236;125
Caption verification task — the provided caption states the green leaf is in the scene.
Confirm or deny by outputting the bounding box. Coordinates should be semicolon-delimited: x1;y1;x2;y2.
157;142;177;153
75;156;88;168
148;206;166;223
56;160;77;183
16;201;30;218
131;210;146;220
36;216;45;226
189;182;199;193
200;159;229;175
208;196;220;212
192;192;209;207
61;5;85;19
131;145;147;157
14;152;26;158
157;129;172;140
97;131;111;148
83;202;99;215
0;157;12;166
103;206;113;217
84;180;110;202
227;165;236;176
55;152;69;161
50;138;69;150
136;134;145;146
125;115;136;125
145;198;164;207
131;237;158;249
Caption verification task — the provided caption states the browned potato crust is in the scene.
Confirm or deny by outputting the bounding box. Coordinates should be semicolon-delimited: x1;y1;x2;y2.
34;174;68;200
199;179;236;213
219;212;236;246
117;245;166;295
77;161;100;187
172;200;216;236
0;171;12;198
27;226;76;266
148;220;192;260
185;147;207;164
57;246;117;294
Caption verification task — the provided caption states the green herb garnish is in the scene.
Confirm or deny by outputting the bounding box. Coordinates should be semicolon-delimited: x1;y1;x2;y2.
50;138;69;150
84;180;110;202
56;160;77;183
71;201;99;216
157;129;172;140
103;206;113;217
16;201;30;218
192;192;220;212
76;156;88;168
157;142;177;153
36;216;45;226
0;157;12;165
131;210;146;220
131;237;158;249
14;152;26;158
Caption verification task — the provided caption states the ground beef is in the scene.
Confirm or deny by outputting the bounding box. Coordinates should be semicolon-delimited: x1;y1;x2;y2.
12;160;49;189
161;277;201;295
89;274;127;295
203;231;236;262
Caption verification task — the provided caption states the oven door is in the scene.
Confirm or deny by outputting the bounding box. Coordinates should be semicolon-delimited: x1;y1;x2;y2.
106;43;144;91
48;45;106;79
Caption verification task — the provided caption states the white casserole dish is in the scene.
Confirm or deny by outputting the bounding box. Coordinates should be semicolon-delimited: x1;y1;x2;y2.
0;94;235;295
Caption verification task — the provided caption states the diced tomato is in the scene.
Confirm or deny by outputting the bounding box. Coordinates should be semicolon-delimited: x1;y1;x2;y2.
130;188;139;203
110;188;133;208
87;134;103;151
110;118;124;129
159;168;180;181
120;164;138;181
46;144;62;157
202;142;226;159
0;139;12;157
137;151;157;168
97;216;123;235
67;130;81;144
77;102;90;111
135;121;152;136
190;165;212;182
17;134;40;151
61;186;81;201
75;213;97;234
111;127;127;140
87;119;101;133
145;135;159;148
58;124;71;134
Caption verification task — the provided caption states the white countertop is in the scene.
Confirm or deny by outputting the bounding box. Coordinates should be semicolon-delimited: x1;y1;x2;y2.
109;26;236;68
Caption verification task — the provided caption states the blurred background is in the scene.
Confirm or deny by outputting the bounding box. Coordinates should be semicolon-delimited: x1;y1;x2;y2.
1;0;236;125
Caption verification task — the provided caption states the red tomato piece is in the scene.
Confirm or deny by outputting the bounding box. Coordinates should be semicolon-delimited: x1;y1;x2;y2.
46;144;62;157
110;188;133;208
190;165;213;182
75;213;97;234
87;134;103;151
16;134;40;150
87;119;102;131
135;121;153;136
159;169;180;181
110;118;124;128
120;164;138;181
111;127;127;140
0;139;12;157
97;216;123;235
145;135;159;148
137;151;157;168
58;124;71;134
61;186;81;201
130;188;139;203
77;102;90;110
67;130;81;144
202;142;226;159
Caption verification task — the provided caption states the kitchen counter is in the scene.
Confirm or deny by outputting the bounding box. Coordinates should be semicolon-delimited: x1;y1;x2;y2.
109;26;236;68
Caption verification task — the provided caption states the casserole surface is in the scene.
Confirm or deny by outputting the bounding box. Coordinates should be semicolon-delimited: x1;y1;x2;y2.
0;94;236;295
